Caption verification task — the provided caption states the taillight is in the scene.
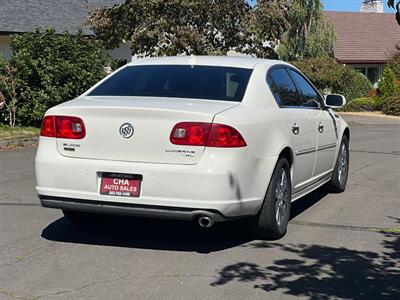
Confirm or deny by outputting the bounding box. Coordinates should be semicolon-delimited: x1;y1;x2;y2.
40;115;85;139
170;122;211;146
40;116;56;137
207;124;247;148
170;122;246;148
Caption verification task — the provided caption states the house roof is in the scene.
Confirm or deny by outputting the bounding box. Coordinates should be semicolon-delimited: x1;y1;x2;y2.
0;0;123;35
325;11;400;64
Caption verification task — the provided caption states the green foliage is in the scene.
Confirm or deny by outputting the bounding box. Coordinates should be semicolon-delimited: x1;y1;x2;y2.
88;0;253;57
387;52;400;79
0;57;23;127
382;94;400;116
6;29;112;126
277;0;335;61
244;0;290;58
88;0;310;58
292;58;371;101
340;71;373;103
343;97;377;112
377;67;400;110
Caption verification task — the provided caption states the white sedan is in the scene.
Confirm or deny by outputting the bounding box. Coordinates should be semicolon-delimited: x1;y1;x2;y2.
35;56;350;239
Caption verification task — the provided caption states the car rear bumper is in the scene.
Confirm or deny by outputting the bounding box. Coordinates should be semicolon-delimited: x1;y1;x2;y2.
39;195;233;222
35;138;277;219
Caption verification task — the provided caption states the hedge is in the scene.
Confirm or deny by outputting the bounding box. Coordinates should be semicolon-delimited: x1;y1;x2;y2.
292;58;372;101
1;29;114;127
343;97;376;112
382;95;400;116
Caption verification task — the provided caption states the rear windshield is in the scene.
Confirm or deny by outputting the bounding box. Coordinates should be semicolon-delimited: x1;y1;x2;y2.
89;65;253;102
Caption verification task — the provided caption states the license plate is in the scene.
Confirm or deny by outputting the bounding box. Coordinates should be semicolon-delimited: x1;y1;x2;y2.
100;172;142;198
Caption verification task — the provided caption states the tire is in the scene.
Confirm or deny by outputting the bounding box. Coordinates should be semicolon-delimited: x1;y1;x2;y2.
62;210;101;224
250;157;292;240
328;135;349;193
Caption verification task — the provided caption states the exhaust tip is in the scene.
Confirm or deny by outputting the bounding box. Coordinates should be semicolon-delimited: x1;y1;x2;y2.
198;216;215;228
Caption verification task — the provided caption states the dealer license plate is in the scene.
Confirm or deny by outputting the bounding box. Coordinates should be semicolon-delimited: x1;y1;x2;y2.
100;172;142;198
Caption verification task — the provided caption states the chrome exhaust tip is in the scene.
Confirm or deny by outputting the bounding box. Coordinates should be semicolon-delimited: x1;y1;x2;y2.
198;216;214;228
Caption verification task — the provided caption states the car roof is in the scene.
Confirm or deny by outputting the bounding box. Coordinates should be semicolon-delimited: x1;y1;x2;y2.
128;55;286;69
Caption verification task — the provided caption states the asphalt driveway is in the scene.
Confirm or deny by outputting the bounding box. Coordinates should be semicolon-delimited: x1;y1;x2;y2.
0;114;399;300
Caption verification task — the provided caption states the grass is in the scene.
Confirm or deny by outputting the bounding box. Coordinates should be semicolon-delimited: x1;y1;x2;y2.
0;125;39;140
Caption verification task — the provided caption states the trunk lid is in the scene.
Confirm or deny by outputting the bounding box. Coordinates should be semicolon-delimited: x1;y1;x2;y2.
51;96;238;165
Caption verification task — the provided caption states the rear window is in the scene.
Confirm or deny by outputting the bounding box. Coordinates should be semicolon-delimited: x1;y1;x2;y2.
89;65;253;102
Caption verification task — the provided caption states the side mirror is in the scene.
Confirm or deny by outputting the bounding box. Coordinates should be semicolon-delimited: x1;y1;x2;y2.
324;94;346;108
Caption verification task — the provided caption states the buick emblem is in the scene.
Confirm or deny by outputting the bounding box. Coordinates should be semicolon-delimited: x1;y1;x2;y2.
119;123;134;139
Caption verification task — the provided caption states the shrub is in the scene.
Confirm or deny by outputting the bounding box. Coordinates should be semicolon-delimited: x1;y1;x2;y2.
4;28;113;126
343;97;377;112
376;67;400;110
292;58;371;101
387;52;400;79
382;95;400;116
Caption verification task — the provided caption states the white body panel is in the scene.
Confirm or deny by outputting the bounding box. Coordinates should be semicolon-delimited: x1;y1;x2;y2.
35;56;349;220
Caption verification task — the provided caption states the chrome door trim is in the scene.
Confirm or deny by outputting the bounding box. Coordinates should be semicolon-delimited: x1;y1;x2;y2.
317;143;337;151
295;147;317;156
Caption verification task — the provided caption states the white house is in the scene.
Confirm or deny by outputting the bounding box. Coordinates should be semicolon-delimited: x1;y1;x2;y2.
0;0;132;62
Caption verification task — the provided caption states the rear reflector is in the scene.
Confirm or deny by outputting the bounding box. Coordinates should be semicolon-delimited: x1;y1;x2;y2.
40;115;86;139
170;122;246;148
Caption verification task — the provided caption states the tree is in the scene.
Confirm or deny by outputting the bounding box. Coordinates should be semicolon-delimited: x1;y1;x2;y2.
4;29;113;126
88;0;250;57
87;0;290;58
244;0;290;58
388;0;400;25
277;0;335;61
0;58;23;127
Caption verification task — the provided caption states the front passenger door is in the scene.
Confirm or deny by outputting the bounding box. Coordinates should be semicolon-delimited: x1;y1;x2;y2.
268;68;317;192
288;69;338;178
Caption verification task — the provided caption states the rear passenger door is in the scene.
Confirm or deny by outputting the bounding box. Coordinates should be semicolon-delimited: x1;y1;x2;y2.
268;68;317;191
288;69;338;178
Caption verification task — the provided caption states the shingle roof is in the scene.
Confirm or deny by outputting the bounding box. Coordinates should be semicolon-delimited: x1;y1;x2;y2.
0;0;123;35
325;11;400;64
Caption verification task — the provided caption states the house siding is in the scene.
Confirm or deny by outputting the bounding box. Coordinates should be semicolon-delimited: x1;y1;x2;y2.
0;36;12;59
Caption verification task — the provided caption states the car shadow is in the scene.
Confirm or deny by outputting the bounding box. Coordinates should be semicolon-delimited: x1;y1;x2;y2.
41;186;330;253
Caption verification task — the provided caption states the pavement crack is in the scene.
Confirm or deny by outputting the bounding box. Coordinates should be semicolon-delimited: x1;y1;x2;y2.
0;289;37;300
37;274;218;298
290;220;400;235
350;149;400;156
0;203;40;207
350;157;393;175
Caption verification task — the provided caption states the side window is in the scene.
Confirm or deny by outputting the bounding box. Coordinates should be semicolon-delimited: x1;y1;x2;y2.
268;68;301;106
288;69;322;108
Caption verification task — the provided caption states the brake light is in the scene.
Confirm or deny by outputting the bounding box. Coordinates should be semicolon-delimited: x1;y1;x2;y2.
170;122;246;148
207;124;247;148
40;115;86;139
40;116;56;137
170;122;211;146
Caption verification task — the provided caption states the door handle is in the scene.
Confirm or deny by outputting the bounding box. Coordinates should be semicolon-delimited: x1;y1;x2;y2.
318;123;324;133
292;124;300;135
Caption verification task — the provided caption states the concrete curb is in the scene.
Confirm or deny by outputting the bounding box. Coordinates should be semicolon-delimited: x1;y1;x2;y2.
339;111;400;120
0;136;39;150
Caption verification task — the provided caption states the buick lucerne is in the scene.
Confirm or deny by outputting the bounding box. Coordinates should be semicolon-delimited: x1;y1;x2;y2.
35;56;350;239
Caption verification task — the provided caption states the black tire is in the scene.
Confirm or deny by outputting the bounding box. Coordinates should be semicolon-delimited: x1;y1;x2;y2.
328;135;349;193
250;157;292;240
62;210;102;224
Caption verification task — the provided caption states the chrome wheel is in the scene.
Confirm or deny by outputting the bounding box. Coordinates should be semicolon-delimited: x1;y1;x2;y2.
275;168;289;227
338;143;348;185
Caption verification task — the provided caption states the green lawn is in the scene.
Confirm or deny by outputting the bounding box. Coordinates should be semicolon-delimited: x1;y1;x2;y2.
0;125;40;140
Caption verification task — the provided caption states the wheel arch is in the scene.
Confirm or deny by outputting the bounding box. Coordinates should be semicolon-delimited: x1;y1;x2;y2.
343;127;350;141
277;146;295;183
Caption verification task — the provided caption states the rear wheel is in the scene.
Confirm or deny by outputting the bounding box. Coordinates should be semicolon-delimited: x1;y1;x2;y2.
250;157;291;240
62;210;101;224
328;135;349;193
